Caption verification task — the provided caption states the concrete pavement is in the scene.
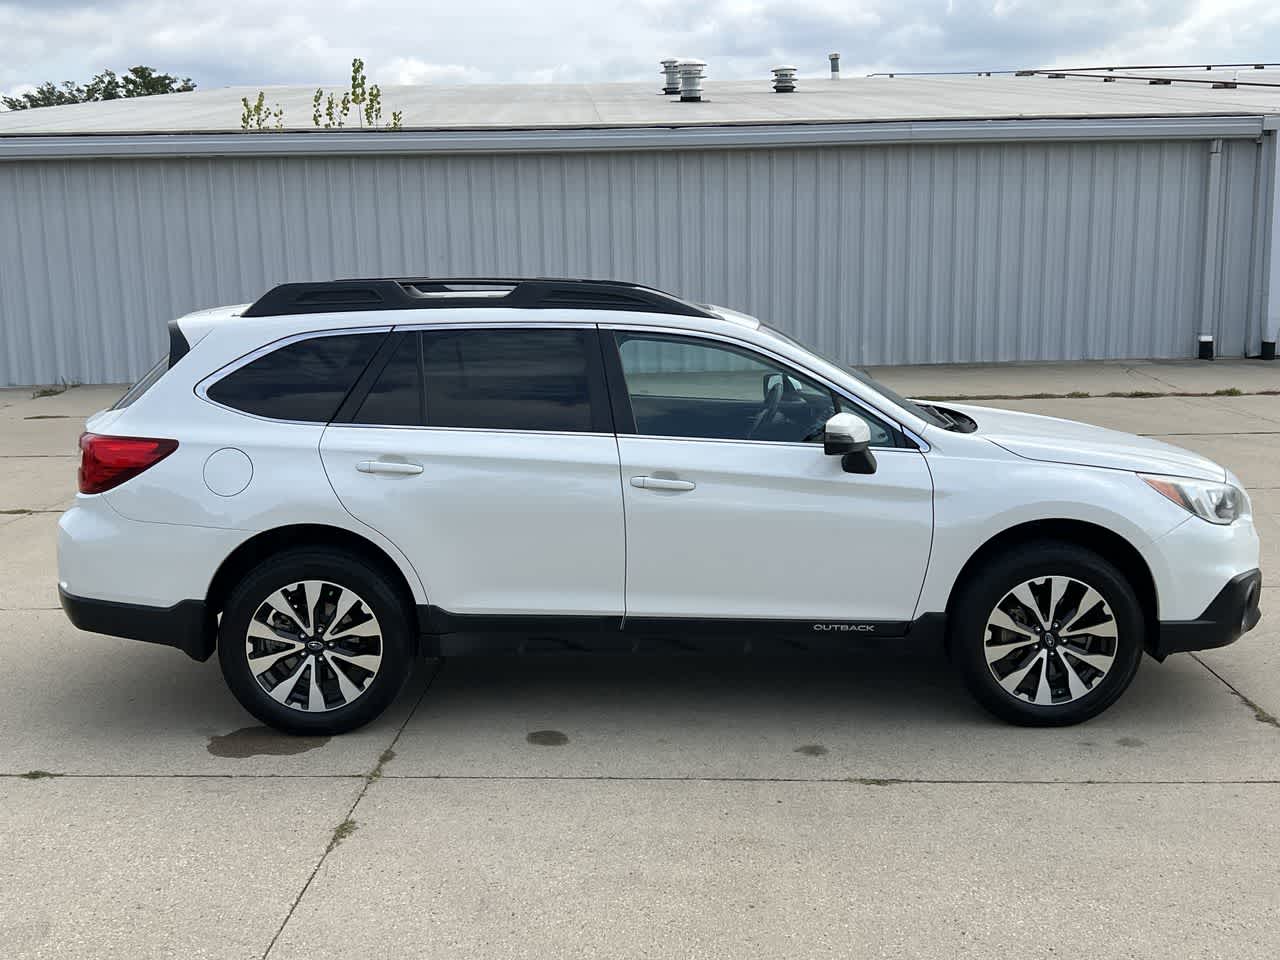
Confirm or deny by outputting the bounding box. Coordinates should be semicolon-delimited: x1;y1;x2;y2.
1;376;1277;959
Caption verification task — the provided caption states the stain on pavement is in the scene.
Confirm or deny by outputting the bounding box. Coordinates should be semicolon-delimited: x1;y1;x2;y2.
207;725;330;758
526;730;569;746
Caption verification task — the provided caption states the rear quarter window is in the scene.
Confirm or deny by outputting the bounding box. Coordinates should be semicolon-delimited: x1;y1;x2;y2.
206;333;383;422
112;356;169;410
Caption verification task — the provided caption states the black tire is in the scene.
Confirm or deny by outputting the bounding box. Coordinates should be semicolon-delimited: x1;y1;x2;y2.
218;547;413;735
950;541;1144;726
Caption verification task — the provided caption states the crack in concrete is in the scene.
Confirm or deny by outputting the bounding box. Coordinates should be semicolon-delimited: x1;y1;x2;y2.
260;660;440;960
1191;653;1280;729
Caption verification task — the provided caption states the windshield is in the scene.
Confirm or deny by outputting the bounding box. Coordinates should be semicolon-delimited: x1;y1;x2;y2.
762;324;950;429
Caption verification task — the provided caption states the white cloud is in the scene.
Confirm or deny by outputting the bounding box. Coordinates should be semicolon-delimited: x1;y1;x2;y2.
0;0;1276;96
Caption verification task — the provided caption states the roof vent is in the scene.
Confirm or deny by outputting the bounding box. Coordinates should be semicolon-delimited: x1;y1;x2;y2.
772;65;797;93
829;53;840;78
678;60;706;102
660;59;680;95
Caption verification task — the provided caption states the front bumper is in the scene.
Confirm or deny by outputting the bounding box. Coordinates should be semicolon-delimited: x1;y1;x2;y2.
1152;569;1262;659
58;587;215;661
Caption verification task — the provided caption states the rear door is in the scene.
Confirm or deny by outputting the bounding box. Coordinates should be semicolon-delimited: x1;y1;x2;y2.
320;324;625;620
606;328;934;626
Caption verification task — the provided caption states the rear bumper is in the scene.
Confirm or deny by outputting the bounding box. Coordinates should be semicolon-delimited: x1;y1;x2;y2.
1152;569;1262;659
58;587;215;662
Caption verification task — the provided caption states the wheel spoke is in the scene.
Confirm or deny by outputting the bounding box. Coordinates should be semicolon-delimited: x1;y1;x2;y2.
327;650;381;673
1047;577;1068;625
1057;651;1090;700
1062;587;1107;635
998;649;1045;696
322;587;363;640
266;656;309;704
306;659;326;711
302;581;323;632
1062;647;1115;673
324;652;364;703
988;608;1037;639
984;635;1039;664
1062;616;1117;640
247;643;304;678
1009;582;1047;628
1032;656;1054;705
264;590;309;634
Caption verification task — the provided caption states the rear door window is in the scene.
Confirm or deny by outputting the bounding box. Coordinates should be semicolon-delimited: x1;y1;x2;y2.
207;333;383;422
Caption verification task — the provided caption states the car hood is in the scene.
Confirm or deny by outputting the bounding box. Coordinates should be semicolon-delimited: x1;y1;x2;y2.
942;403;1226;482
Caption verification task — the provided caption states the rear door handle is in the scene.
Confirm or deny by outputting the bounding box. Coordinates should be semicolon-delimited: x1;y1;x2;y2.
630;476;696;492
357;460;424;476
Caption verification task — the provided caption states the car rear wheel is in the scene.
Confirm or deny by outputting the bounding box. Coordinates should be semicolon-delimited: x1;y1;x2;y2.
951;541;1144;726
218;547;413;735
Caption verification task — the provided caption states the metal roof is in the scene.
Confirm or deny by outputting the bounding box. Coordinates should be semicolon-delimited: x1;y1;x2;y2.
2;73;1278;137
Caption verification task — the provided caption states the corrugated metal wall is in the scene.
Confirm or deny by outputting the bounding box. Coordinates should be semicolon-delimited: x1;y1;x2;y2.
0;138;1266;385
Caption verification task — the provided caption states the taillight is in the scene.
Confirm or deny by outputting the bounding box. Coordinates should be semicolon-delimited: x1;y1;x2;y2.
78;433;178;495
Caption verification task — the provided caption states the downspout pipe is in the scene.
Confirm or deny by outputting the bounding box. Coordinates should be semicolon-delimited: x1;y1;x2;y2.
1199;138;1223;358
1264;118;1280;359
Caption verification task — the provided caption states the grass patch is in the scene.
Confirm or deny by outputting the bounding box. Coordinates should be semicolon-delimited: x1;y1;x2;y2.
1065;391;1091;398
848;777;900;787
1103;390;1163;398
326;817;357;852
19;770;62;780
0;508;32;515
1212;387;1244;396
30;379;80;400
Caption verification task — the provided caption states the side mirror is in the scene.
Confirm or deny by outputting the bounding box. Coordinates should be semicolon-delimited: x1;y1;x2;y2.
822;412;878;475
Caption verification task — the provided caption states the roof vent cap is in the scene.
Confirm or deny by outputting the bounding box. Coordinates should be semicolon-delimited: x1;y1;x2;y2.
660;59;680;95
772;65;798;93
678;59;706;102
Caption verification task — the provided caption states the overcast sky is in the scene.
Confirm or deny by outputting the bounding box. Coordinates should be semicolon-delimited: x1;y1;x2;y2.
2;0;1277;98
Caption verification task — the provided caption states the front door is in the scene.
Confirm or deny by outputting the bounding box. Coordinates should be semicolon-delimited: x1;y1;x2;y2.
320;325;625;619
607;330;933;627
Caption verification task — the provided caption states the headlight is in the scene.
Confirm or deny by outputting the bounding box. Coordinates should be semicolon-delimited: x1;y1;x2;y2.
1141;474;1251;525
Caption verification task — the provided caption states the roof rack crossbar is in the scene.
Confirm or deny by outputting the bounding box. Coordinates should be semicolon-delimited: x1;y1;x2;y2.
241;277;718;319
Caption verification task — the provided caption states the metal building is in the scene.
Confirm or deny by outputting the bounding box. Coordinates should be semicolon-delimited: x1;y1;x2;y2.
1;71;1278;386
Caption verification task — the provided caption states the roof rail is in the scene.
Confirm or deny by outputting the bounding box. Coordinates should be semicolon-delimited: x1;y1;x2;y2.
241;277;718;319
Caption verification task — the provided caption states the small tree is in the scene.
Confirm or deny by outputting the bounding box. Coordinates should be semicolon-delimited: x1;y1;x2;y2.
240;92;284;131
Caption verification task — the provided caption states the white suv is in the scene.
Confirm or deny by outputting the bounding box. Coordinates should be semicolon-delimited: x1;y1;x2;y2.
57;278;1262;734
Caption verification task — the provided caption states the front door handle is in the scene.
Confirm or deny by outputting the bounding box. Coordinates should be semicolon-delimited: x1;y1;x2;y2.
630;476;696;492
357;460;424;476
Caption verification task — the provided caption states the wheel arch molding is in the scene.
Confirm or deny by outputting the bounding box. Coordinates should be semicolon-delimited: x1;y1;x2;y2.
204;523;424;625
940;518;1159;654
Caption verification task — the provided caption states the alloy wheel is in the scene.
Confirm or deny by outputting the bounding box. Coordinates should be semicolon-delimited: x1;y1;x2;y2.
243;580;383;712
983;575;1118;706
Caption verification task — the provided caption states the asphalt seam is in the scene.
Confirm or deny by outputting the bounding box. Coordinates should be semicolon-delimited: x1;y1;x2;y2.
259;658;441;960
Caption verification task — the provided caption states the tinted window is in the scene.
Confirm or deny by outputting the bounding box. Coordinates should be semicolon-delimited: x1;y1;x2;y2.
420;329;597;432
354;334;422;426
208;333;381;422
616;333;894;445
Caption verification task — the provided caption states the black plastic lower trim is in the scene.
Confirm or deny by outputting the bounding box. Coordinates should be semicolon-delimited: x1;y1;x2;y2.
417;604;943;656
59;587;216;662
1153;569;1262;659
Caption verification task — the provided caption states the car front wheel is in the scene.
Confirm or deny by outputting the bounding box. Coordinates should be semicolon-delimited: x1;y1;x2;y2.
952;541;1144;726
